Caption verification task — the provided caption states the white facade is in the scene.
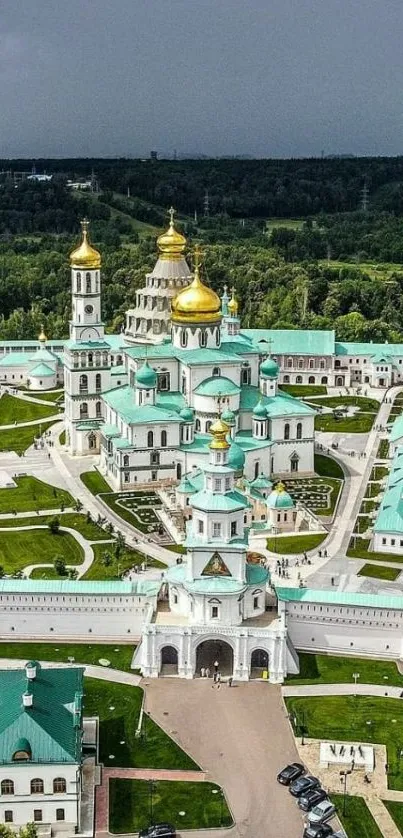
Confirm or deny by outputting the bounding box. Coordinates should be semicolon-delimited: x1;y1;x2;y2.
0;763;80;829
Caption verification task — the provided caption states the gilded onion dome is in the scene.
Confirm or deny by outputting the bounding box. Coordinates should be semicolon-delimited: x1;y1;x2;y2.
171;247;221;325
70;219;101;269
38;325;47;344
227;286;239;317
157;207;186;260
209;417;230;450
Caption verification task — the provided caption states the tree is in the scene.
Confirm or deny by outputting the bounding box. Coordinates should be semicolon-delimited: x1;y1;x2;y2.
114;532;126;562
48;516;60;535
74;499;83;513
102;551;112;567
54;556;66;576
0;566;4;579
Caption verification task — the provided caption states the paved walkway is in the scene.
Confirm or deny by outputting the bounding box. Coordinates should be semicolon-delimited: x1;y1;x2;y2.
0;658;142;685
366;797;401;838
0;412;61;430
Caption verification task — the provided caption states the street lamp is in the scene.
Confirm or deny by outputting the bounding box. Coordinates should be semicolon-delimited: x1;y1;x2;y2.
353;672;360;696
339;768;353;816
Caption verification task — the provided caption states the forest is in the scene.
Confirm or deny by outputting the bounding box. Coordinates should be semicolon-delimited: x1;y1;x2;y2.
1;159;403;342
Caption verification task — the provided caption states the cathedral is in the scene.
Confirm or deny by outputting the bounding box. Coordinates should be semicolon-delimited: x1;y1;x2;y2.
64;214;316;487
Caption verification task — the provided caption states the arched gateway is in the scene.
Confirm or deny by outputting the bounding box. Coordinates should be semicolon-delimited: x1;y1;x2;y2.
160;645;178;675
250;648;269;678
195;639;234;677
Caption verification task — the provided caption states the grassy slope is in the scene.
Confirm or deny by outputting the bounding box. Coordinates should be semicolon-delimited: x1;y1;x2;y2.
0;528;84;572
314;452;344;480
266;533;326;554
0;420;57;452
0;512;109;540
358;563;400;581
80;469;112;494
0;394;60;424
0;642;135;671
0;476;73;513
285;652;403;687
82;542;165;580
383;800;403;835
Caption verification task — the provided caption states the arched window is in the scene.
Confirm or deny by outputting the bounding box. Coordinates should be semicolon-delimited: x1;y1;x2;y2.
116;355;122;365
88;353;93;366
95;401;102;417
76;273;81;293
321;376;328;384
80;403;88;419
53;778;66;794
199;331;207;348
298;358;304;369
283;375;290;383
241;364;251;385
1;780;14;795
254;462;259;479
296;375;303;384
95;373;101;392
79;374;88;393
309;358;314;369
88;433;97;450
205;420;212;432
95;274;99;293
80;352;86;368
284;423;290;440
103;352;108;365
195;418;201;432
287;357;293;368
161;430;167;447
180;330;188;348
216;329;220;346
320;359;326;369
296;422;302;439
308;375;315;384
85;273;91;293
95;352;101;367
31;779;44;794
123;455;129;468
147;431;154;448
335;359;341;368
212;367;221;377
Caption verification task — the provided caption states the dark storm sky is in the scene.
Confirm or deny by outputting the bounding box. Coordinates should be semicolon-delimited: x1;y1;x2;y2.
2;0;402;158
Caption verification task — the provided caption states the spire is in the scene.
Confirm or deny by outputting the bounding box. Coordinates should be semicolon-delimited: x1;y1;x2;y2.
228;286;239;317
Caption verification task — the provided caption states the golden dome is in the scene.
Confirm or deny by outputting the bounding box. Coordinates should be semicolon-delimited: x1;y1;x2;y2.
171;248;221;324
209;417;230;450
70;219;101;269
157;207;186;260
38;325;47;343
228;286;239;317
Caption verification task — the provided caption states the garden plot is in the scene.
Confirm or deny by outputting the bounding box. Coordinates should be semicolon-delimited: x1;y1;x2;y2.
115;494;161;531
283;477;341;517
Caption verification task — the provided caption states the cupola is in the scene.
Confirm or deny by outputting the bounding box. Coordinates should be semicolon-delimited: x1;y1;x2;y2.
171;249;221;325
135;359;157;390
70;218;101;269
157;207;186;260
260;356;279;378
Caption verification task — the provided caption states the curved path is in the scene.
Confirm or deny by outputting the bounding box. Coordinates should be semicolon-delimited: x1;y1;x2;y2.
0;412;61;430
0;523;96;578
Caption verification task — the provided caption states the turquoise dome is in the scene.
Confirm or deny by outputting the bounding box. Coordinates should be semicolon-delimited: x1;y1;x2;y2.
180;406;194;422
221;407;235;423
135;360;157;389
253;399;268;418
227;438;245;472
267;484;294;509
260;357;279;378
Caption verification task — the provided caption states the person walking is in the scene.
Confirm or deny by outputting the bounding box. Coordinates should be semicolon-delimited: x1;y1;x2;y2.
205;667;210;679
214;659;219;674
228;676;233;687
201;666;206;678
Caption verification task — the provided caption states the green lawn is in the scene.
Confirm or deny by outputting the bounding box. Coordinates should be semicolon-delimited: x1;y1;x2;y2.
28;390;64;403
266;533;326;554
315;412;375;433
360;499;378;513
330;794;383;838
309;395;379;412
283;475;342;516
166;544;187;554
83;678;199;769
0;528;84;573
285;652;403;687
80;469;112;494
82;542;165;580
0;394;60;425
358;563;401;581
279;384;327;396
30;567;69;579
377;439;390;459
0;421;57;453
285;695;403;789
0;476;73;513
383;800;403;835
314;452;344;480
354;515;371;534
366;482;383;498
109;779;232;833
370;465;389;480
0;512;109;540
347;537;403;565
0;642;136;671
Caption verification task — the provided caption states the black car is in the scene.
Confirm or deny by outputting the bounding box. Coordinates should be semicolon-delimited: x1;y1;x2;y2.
289;775;320;797
139;825;176;838
277;762;305;785
298;788;328;812
303;823;334;838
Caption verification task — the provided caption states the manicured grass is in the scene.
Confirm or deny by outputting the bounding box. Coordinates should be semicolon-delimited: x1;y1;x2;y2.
366;482;383;498
285;695;403;789
358;563;401;581
315;412;375;433
0;476;73;513
83;678;199;769
0;528;84;572
166;544;187;554
377;439;390;459
0;421;57;452
330;794;383;838
0;513;110;541
354;515;371;534
309;395;379;412
314;452;344;480
109;779;232;833
283;475;342;516
0;394;60;425
266;533;326;554
370;465;389;480
347;537;403;565
360;499;377;513
0;642;135;671
80;469;112;494
28;390;64;403
285;652;403;687
279;384;327;396
82;542;165;580
383;800;403;835
30;567;66;579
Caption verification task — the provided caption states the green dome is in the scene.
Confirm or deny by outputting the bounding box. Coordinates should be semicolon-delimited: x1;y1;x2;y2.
260;357;279;378
227;438;245;473
221;407;235;423
267;484;294;509
177;476;196;494
253;399;268;418
180;406;194;422
250;472;273;490
135;360;157;389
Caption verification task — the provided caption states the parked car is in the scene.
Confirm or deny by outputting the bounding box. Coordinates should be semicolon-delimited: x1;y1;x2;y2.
298;788;328;812
289;775;320;797
139;825;176;838
277;762;305;785
308;800;336;825
303;823;334;838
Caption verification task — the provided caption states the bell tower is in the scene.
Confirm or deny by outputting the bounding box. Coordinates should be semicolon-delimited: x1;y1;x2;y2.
69;219;104;343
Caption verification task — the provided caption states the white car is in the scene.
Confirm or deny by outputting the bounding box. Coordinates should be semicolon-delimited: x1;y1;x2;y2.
307;800;336;824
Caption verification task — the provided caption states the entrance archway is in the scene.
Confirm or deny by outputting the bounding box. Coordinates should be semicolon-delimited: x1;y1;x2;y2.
195;639;234;677
160;645;178;676
336;376;344;387
250;648;269;679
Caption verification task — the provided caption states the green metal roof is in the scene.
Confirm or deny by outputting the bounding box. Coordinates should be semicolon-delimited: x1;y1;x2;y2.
250;473;273;489
65;339;111;350
167;561;268;594
336;341;403;357
0;666;84;764
75;421;103;431
239;385;315;416
125;343;240;366
111;365;126;376
276;586;403;610
191;489;250;512
156;391;186;413
260;357;279;378
0;353;32;367
29;347;58;364
390;416;403;443
0;578;159;595
103;385;180;425
29;363;55;377
194;376;241;396
100;423;120;437
243;329;335;355
267;488;295;509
